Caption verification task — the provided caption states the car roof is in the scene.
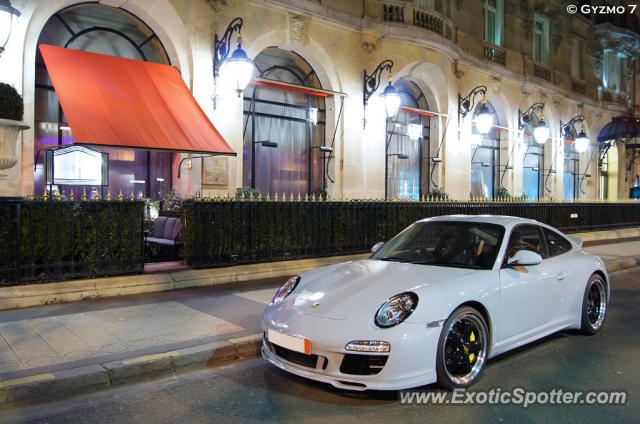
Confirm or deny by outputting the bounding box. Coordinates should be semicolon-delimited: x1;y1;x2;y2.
417;214;541;227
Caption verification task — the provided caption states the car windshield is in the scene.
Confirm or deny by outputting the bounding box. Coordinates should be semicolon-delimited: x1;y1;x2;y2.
371;221;505;270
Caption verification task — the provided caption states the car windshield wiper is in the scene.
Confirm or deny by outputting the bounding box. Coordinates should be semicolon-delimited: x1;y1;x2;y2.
377;256;413;263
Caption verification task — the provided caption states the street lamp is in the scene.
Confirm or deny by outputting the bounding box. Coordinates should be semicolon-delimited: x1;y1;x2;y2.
0;1;20;57
518;102;547;143
213;17;255;108
561;115;589;153
381;81;401;120
458;85;493;134
363;60;399;127
533;114;550;144
574;129;589;153
475;102;494;134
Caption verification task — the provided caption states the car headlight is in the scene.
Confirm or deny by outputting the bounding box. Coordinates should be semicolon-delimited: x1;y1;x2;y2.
374;292;418;328
271;276;300;304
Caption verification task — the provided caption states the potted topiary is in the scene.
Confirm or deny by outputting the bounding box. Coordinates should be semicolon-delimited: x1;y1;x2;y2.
0;82;29;170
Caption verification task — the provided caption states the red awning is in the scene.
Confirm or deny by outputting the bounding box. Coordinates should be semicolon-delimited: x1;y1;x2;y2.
39;44;235;156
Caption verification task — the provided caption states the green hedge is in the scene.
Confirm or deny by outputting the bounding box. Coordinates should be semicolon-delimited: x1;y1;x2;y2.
182;199;640;268
0;199;144;285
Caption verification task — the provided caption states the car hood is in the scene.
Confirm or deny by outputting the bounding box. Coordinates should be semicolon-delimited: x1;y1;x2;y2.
286;259;474;320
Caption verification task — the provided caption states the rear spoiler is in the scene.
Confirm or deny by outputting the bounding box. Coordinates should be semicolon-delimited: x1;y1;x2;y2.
569;236;583;248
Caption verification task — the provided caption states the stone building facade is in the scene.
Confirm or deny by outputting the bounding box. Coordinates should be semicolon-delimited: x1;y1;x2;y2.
0;0;638;200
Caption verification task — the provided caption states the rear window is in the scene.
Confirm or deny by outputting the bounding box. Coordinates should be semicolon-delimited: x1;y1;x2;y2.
543;229;572;257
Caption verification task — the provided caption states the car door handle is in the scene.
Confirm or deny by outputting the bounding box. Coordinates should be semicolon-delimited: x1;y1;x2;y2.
556;271;568;280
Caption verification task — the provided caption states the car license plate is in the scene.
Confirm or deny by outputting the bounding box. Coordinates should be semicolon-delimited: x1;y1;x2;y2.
267;329;311;355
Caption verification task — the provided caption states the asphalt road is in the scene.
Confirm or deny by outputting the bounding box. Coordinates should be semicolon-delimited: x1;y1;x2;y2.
2;267;640;424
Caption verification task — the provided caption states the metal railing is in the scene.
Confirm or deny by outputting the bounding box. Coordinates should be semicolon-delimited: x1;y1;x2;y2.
602;89;627;106
182;198;640;269
533;62;552;81
0;198;145;285
572;79;586;95
483;42;506;65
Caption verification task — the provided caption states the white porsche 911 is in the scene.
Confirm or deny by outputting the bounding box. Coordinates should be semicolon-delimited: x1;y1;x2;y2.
261;215;609;391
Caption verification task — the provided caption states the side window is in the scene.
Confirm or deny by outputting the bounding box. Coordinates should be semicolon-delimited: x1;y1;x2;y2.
543;229;572;257
506;225;545;259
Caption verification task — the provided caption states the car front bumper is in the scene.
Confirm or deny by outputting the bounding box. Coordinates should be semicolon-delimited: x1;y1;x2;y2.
261;309;442;391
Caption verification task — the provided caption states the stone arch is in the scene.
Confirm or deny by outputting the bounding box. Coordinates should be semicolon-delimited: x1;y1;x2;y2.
19;0;193;195
244;30;344;195
392;61;452;191
393;61;448;115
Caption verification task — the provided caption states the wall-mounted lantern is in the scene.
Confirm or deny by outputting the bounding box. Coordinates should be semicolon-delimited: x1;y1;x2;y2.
0;1;20;57
519;102;548;144
213;17;255;108
458;85;493;135
562;116;589;153
363;60;400;127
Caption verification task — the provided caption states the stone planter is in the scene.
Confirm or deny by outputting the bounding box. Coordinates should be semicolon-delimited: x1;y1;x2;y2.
0;118;29;170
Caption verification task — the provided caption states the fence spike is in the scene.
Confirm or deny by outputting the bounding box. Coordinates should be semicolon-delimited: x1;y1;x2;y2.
69;190;74;201
129;191;135;201
118;190;123;201
106;190;112;201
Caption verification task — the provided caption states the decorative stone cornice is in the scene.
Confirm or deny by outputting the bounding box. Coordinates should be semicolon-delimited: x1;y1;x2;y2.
208;0;227;12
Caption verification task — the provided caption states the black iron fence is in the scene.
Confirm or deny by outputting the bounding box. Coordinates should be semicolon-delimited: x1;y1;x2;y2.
3;197;640;282
0;198;144;285
182;199;640;268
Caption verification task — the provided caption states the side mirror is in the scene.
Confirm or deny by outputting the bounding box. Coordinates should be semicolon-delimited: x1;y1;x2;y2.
371;242;385;253
507;250;543;266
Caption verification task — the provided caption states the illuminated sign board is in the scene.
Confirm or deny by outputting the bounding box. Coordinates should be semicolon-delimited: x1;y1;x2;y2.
45;145;108;186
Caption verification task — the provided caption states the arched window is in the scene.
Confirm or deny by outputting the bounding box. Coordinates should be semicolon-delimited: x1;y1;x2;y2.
470;101;500;198
243;47;325;196
385;79;430;200
34;4;170;199
522;111;545;200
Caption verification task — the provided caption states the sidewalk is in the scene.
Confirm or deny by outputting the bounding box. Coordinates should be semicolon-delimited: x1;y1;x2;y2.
0;278;280;405
1;237;640;406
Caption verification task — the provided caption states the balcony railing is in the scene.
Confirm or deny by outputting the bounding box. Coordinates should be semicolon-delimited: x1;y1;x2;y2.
383;4;404;23
483;42;506;65
382;2;454;40
533;62;552;81
572;79;586;95
413;9;443;36
602;89;627;106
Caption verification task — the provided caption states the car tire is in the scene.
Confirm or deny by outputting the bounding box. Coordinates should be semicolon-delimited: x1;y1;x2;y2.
436;306;489;390
580;273;608;335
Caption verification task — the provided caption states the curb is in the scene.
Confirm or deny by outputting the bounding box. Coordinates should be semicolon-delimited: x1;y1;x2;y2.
0;334;262;407
603;256;640;273
0;254;370;311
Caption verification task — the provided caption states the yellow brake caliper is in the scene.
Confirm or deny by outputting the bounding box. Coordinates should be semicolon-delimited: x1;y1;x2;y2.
468;331;476;363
